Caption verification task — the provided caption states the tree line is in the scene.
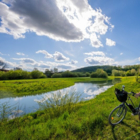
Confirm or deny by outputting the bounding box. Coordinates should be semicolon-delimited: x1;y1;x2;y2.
0;67;139;80
0;69;46;80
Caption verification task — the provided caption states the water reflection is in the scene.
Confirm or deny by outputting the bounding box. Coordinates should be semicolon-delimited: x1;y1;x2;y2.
0;78;121;115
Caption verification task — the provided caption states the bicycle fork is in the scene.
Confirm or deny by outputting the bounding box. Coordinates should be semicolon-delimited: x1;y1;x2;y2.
117;103;126;117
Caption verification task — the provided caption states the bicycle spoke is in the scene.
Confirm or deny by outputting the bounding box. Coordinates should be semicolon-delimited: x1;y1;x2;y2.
109;104;126;125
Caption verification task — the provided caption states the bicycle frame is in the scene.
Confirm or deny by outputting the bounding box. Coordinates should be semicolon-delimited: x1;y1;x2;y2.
124;95;140;115
117;103;126;117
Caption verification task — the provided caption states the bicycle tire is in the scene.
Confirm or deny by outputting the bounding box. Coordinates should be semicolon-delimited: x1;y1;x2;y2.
109;104;127;126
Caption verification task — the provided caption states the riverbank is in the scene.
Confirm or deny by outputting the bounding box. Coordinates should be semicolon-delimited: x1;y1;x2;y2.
0;77;113;98
1;77;140;139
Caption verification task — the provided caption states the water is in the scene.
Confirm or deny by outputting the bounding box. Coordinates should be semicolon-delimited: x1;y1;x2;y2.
0;79;120;116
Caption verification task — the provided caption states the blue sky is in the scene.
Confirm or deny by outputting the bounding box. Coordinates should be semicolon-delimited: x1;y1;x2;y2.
0;0;140;71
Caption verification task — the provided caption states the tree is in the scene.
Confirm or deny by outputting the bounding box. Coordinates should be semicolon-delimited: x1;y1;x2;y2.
131;69;136;76
51;73;62;78
45;69;53;78
91;69;108;78
31;70;43;79
54;68;58;73
14;67;22;70
33;68;38;71
0;60;8;70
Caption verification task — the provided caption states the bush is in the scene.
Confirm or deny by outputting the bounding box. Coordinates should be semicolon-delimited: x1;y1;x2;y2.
90;72;97;78
31;70;45;79
0;71;8;80
85;72;90;77
112;69;126;77
51;73;62;78
91;69;108;78
61;71;77;77
76;72;86;77
126;70;132;76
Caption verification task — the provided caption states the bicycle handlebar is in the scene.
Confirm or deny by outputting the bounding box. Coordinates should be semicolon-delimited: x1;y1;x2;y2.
122;85;136;96
127;91;136;96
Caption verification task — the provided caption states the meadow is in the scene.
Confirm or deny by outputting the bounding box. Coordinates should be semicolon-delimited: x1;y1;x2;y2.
0;77;111;98
1;77;140;139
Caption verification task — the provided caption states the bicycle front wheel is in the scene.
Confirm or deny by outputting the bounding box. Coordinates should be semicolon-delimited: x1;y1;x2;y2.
109;104;127;126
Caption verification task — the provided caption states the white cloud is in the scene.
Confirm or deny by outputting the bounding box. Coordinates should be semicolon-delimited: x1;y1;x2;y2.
13;58;36;64
57;64;75;70
53;51;69;62
12;57;76;71
106;38;116;46
0;0;114;47
69;60;78;65
90;33;103;48
84;51;105;56
120;53;123;55
0;57;16;69
84;56;114;65
16;52;25;56
36;50;53;58
138;57;140;61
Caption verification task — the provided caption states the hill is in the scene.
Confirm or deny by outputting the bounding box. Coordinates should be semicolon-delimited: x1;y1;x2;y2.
71;65;140;76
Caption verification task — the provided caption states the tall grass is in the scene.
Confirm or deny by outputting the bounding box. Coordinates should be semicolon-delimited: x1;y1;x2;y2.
0;101;25;122
37;89;82;118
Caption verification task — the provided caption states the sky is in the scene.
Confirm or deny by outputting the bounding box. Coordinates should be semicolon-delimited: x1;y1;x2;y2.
0;0;140;72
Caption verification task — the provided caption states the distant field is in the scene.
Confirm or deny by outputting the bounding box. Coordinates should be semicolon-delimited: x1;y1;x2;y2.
0;77;113;98
1;77;140;139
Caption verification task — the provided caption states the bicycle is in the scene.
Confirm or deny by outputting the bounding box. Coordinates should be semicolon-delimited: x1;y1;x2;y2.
108;85;140;126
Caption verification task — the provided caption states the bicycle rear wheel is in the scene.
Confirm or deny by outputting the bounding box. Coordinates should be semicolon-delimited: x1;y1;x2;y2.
109;104;127;126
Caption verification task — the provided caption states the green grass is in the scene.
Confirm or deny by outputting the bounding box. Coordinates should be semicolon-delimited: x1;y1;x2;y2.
1;77;140;139
0;77;112;98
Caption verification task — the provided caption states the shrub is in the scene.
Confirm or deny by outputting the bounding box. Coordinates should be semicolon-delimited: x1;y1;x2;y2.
91;69;108;78
126;70;132;76
76;72;86;77
90;72;97;78
51;73;62;78
0;71;8;80
31;70;44;79
85;72;90;77
112;69;126;77
61;71;77;77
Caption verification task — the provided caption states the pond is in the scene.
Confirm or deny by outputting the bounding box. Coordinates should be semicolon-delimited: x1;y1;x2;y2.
0;78;120;118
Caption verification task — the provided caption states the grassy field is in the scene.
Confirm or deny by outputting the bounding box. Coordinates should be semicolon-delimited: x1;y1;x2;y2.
0;77;112;98
1;77;140;139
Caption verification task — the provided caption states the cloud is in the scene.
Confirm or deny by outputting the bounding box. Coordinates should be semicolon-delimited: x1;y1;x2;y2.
13;58;36;64
0;0;114;47
53;51;69;62
36;50;53;58
84;56;114;65
57;64;75;70
106;38;116;46
16;52;25;56
12;57;77;71
90;33;103;48
0;57;16;68
84;51;105;56
69;60;78;64
120;53;123;55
